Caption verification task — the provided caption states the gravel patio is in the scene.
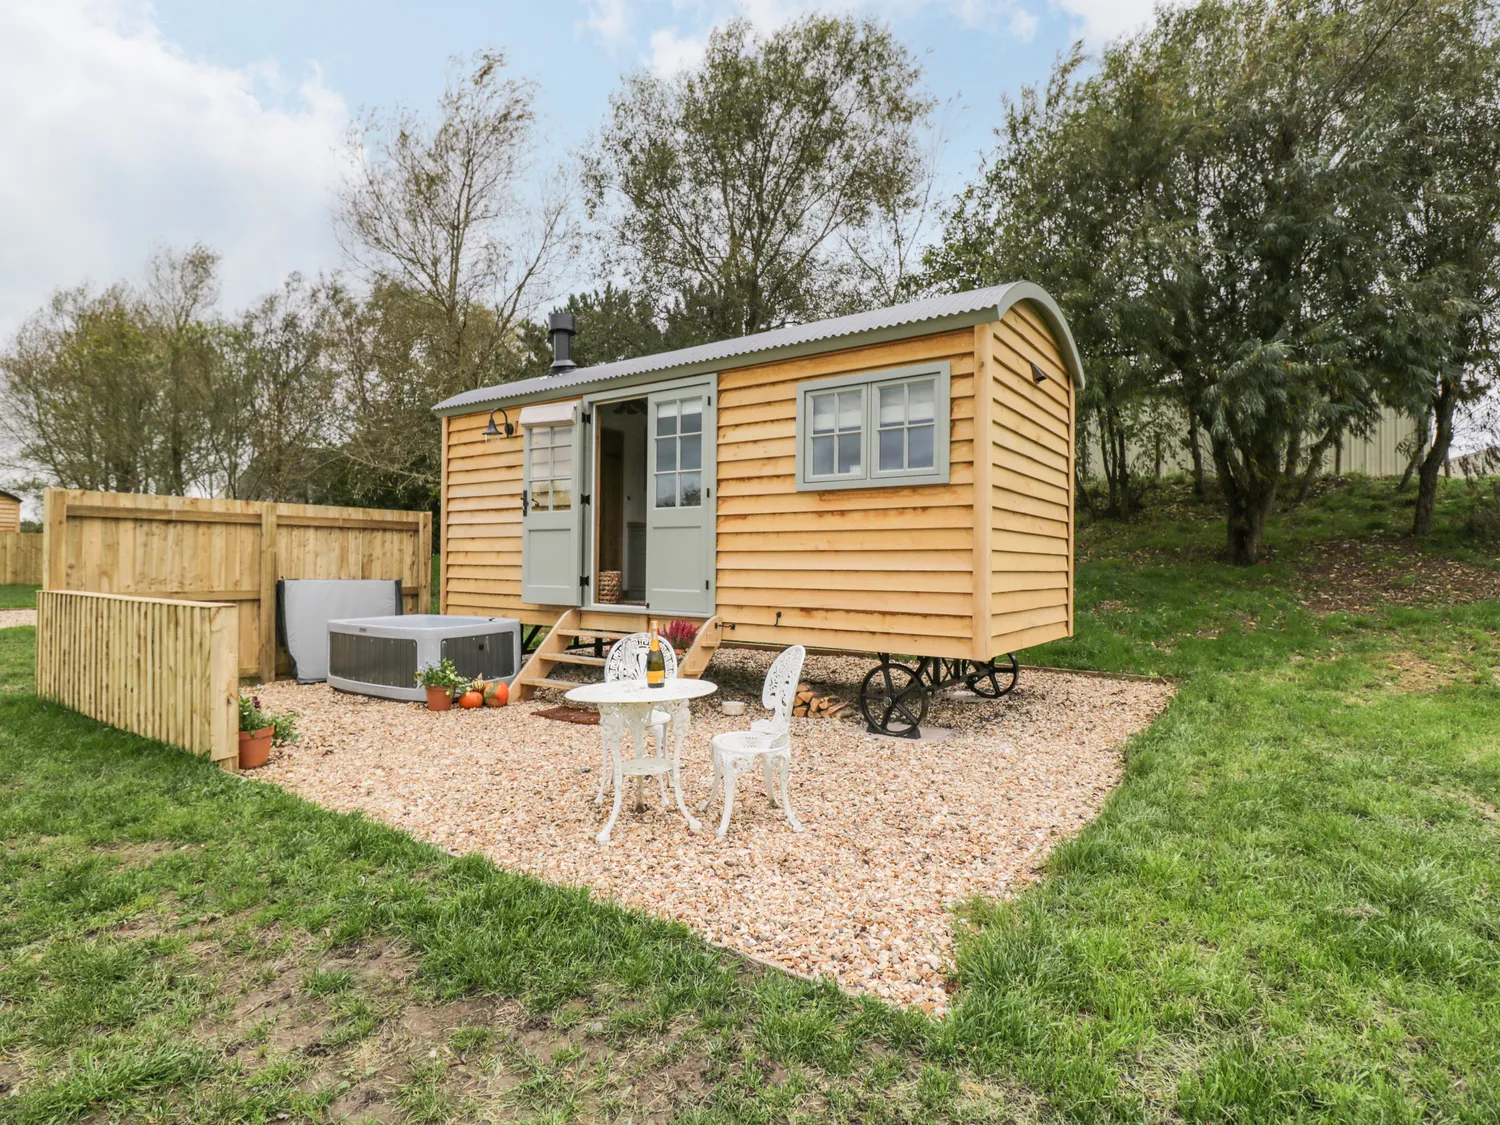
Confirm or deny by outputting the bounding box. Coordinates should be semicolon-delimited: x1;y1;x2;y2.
253;650;1173;1013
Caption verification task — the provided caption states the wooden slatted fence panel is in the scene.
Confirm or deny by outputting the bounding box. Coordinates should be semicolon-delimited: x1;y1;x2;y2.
36;590;239;768
0;533;42;585
43;490;432;682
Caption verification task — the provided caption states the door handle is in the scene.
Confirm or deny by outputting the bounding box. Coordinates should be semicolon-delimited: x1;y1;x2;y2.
521;490;529;516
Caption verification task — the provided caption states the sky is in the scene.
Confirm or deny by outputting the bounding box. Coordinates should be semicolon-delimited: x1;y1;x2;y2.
0;0;1161;340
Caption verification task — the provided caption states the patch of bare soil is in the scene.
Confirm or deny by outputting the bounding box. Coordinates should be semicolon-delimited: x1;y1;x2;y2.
1296;538;1500;614
181;922;723;1125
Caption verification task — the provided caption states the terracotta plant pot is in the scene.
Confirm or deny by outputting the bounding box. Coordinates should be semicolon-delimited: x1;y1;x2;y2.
426;686;454;711
238;726;273;769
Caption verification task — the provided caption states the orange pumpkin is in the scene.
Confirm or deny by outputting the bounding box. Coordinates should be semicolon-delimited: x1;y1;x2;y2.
483;679;509;708
457;690;484;709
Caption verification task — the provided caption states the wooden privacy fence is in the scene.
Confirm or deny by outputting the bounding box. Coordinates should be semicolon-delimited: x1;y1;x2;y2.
44;489;432;682
0;532;42;585
36;590;239;768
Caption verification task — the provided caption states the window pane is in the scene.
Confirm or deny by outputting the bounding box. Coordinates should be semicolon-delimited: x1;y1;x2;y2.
655;473;677;508
679;401;702;434
879;384;905;427
908;424;935;469
812;393;836;434
811;434;835;476
838;390;862;431
908;380;935;423
837;431;861;474
679;432;701;471
878;427;904;471
552;444;572;478
552;424;574;448
679;471;701;507
531;445;550;478
552;483;572;510
656;436;677;472
530;481;550;509
656;401;678;436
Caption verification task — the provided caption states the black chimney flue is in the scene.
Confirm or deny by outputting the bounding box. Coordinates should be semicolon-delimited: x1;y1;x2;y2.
548;312;577;375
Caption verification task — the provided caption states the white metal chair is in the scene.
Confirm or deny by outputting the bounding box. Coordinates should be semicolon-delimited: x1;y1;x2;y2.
594;632;678;807
700;645;806;838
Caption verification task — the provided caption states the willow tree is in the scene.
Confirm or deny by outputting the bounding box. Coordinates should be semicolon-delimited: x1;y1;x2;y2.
584;15;935;339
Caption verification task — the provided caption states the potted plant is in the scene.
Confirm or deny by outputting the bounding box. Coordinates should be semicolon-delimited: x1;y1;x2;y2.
416;658;467;711
238;695;298;769
662;618;699;657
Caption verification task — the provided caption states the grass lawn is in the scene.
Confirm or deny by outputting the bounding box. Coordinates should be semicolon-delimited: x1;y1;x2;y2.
0;584;37;609
3;477;1499;1123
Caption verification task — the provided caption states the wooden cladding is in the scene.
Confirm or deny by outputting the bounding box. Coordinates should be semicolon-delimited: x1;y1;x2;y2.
43;489;432;682
0;532;42;585
987;303;1075;655
36;590;239;768
439;301;1078;661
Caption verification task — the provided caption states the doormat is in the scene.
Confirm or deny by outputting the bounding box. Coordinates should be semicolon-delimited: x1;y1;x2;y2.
535;705;600;726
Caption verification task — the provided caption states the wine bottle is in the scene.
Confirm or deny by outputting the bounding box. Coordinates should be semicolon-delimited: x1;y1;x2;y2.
645;621;666;688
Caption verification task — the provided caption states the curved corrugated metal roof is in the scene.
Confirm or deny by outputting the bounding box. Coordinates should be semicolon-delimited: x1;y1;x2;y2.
433;282;1085;413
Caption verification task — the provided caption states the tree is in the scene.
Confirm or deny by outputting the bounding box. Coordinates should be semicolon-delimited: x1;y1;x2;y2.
337;50;573;395
141;245;221;495
1;286;162;493
584;15;935;339
1372;0;1500;537
217;275;341;501
334;50;575;502
929;0;1485;562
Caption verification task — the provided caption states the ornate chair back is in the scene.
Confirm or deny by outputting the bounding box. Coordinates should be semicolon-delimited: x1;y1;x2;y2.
760;645;806;747
604;632;679;683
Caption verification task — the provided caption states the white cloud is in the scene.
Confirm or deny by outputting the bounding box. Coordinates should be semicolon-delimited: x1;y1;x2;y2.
649;26;710;73
0;0;353;337
1050;0;1165;43
582;0;633;43
1007;6;1039;40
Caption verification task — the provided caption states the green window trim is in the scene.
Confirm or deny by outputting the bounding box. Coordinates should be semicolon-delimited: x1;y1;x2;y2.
794;362;951;492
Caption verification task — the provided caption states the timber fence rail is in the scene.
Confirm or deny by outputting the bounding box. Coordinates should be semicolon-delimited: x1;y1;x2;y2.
0;532;42;585
43;489;432;682
36;590;239;769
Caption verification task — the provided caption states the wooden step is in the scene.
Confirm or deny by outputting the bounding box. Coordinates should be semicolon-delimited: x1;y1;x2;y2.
555;627;631;641
519;676;581;691
550;652;607;667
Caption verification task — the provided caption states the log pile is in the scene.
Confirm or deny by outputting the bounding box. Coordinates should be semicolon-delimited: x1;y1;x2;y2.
792;682;848;719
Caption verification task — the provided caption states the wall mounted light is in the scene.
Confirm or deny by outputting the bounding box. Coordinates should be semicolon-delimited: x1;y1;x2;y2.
1030;362;1049;385
483;408;514;438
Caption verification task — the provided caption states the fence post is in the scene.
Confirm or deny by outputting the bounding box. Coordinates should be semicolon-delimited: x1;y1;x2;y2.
418;510;433;614
43;489;67;590
209;603;240;769
259;504;278;684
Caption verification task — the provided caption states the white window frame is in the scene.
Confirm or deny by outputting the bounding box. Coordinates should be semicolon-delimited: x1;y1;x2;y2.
794;362;951;492
525;422;576;512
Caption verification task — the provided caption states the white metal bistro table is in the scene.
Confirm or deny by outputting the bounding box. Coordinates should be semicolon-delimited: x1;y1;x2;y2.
565;678;718;843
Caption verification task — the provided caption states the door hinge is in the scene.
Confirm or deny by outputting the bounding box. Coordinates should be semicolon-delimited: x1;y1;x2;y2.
704;579;710;590
581;494;591;505
582;410;592;423
580;575;591;588
705;487;711;499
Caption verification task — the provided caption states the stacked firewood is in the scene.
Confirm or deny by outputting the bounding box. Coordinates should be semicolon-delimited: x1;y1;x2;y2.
792;682;848;719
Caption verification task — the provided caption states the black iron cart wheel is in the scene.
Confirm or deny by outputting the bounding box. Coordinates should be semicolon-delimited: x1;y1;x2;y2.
966;653;1019;698
860;660;929;738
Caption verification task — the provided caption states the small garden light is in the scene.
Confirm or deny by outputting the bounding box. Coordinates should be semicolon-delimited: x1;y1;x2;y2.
483;408;514;438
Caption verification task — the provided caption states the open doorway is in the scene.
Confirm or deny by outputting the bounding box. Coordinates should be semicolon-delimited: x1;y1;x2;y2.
593;398;648;605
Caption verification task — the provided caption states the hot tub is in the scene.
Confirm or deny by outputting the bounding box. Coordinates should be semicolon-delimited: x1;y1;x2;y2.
327;615;522;702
